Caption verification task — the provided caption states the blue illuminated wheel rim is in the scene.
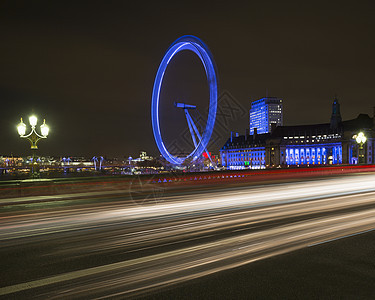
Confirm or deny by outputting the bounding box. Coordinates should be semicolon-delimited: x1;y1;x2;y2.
151;35;218;164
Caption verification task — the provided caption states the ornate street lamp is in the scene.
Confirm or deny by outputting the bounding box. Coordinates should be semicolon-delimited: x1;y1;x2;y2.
353;132;366;164
17;115;49;176
17;116;49;148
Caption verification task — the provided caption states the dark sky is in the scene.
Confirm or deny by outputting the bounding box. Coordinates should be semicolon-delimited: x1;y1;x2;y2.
1;1;374;158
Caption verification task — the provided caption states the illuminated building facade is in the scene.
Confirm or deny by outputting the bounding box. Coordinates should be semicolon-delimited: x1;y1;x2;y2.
249;97;283;135
220;134;269;170
221;99;375;170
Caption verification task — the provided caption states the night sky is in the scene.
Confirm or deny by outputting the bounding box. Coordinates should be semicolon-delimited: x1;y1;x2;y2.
1;1;374;158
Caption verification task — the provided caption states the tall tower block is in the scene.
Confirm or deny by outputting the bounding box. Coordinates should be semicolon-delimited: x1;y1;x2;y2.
249;97;283;135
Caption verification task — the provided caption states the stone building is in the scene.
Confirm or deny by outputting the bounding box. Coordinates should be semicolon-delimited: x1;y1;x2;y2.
220;99;375;169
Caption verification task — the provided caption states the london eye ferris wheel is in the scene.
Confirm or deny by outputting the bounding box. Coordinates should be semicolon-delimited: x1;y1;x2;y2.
151;35;218;165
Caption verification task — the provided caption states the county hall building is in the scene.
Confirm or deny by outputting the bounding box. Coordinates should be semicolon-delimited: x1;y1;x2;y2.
220;98;375;170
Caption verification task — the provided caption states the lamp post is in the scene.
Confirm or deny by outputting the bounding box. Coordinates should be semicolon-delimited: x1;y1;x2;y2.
17;115;49;176
354;132;366;164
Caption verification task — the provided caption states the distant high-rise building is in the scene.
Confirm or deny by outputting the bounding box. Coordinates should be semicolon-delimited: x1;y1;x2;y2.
249;97;283;135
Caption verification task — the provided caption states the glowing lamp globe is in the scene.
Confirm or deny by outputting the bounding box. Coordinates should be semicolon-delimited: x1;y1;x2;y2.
40;120;49;137
29;115;38;127
17;118;26;136
356;132;366;144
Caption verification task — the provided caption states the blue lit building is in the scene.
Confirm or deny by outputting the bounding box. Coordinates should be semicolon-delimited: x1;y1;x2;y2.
221;99;375;169
220;133;269;170
249;97;283;135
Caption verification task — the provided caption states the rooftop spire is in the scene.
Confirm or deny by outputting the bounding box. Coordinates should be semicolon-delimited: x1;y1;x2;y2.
330;97;342;130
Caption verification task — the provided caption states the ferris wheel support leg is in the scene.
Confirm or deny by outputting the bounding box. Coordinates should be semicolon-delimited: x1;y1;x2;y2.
185;109;198;148
186;111;216;168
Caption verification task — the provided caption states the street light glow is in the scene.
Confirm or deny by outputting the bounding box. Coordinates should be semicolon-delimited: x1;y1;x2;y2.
40;119;49;137
355;132;366;144
354;132;367;164
17;114;49;176
29;115;38;127
17;118;26;136
17;114;49;150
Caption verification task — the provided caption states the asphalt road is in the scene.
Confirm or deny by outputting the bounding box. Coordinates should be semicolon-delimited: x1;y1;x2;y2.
1;173;375;299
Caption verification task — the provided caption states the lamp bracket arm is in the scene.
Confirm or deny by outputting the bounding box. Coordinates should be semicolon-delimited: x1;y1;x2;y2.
20;127;46;139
